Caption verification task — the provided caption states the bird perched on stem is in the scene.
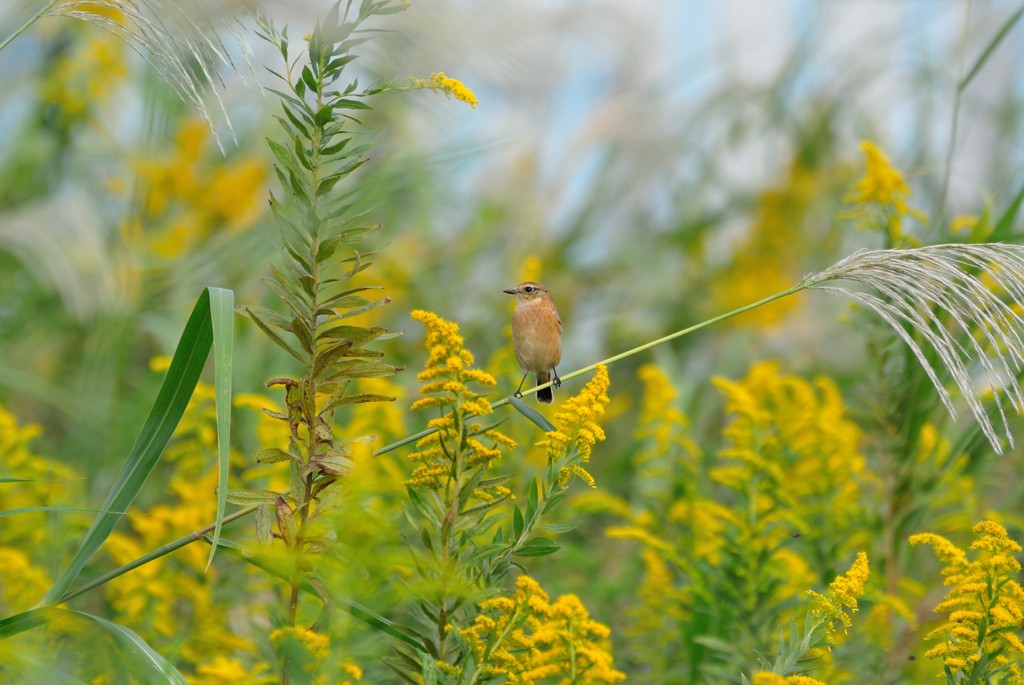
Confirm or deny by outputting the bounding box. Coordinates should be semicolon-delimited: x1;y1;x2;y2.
504;281;562;404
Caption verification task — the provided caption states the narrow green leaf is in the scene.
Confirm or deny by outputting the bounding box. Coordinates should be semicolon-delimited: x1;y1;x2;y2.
236;305;292;332
960;4;1024;92
512;503;524;539
276;496;298;546
539;521;582;534
255;447;296;464
335;296;391;320
989;177;1024;241
224;487;280;505
515;537;560;558
39;288;231;607
246;308;306;363
508;396;557;432
256;503;273;546
0;607;189;684
0;506;128;519
205;288;233;571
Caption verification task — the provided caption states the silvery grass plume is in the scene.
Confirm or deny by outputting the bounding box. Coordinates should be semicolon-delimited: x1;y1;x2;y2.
803;243;1024;454
46;0;260;148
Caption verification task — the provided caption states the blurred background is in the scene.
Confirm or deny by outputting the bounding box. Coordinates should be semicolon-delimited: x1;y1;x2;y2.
2;1;1024;683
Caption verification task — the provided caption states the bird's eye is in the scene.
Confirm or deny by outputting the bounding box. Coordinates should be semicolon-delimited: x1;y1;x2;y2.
524;286;535;293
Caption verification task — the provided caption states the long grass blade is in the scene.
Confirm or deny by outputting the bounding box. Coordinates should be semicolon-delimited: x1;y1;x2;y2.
204;535;428;653
39;287;233;606
508;396;556;432
0;506;128;519
988;178;1024;242
205;287;233;571
0;607;188;684
959;3;1024;92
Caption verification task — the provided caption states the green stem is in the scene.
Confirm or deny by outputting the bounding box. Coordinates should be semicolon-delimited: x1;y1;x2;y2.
0;0;61;54
57;282;808;604
936;0;973;228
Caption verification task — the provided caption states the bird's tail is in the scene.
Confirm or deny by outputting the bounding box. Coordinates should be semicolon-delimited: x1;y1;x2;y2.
536;372;553;405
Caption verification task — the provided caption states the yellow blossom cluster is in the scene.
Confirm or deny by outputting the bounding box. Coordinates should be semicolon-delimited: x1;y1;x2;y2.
910;521;1024;679
0;403;83;615
461;575;625;684
844;141;925;247
412;72;479;108
270;626;331;671
406;310;515;492
711;362;867;541
116;118;267;259
752;673;827;685
41;32;126;127
807;551;870;643
536;365;610;490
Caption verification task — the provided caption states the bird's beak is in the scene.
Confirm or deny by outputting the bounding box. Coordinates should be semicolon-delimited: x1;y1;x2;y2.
502;289;516;295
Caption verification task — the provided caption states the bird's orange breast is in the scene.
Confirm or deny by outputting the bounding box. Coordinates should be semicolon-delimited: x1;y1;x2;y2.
512;304;562;373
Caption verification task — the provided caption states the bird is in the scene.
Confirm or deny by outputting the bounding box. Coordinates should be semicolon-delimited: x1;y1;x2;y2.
504;281;562;404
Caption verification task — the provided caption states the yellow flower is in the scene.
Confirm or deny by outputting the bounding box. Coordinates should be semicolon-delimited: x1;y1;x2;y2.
463;575;625;684
807;552;870;643
536;365;610;487
911;521;1024;680
844;141;925;247
415;72;479;108
270;626;331;670
406;311;513;492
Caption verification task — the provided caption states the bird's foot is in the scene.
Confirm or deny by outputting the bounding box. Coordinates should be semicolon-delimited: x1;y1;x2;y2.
513;390;524;399
553;376;562;389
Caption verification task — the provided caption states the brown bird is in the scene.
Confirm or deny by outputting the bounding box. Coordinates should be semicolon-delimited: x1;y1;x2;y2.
504;281;562;404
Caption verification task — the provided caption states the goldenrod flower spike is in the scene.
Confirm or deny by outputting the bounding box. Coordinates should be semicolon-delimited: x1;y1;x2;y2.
463;575;625;684
808;551;870;643
911;520;1024;679
412;72;479;108
844;141;926;247
536;364;610;489
406;311;515;494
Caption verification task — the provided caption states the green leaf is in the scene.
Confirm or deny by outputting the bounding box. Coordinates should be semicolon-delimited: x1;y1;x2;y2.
267;138;303;179
204;535;428;652
331;360;401;379
310;487;345;522
335;296;391;320
256;503;273;546
206;288;233;571
0;477;76;484
512;503;524;539
236;305;292;332
276;496;298;546
515;537;560;558
224;487;281;505
39;288;232;607
333;98;374;110
255;447;296;464
245;307;306;363
508;396;557;432
324;393;395;412
0;506;128;519
538;521;582;534
0;607;189;684
960;4;1024;92
989;177;1024;241
407;486;441;528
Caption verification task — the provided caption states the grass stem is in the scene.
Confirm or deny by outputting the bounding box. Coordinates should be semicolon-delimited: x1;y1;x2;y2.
58;281;808;604
0;1;60;54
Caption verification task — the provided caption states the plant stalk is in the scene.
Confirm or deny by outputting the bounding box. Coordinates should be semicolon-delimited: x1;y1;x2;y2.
57;281;808;605
0;0;60;54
